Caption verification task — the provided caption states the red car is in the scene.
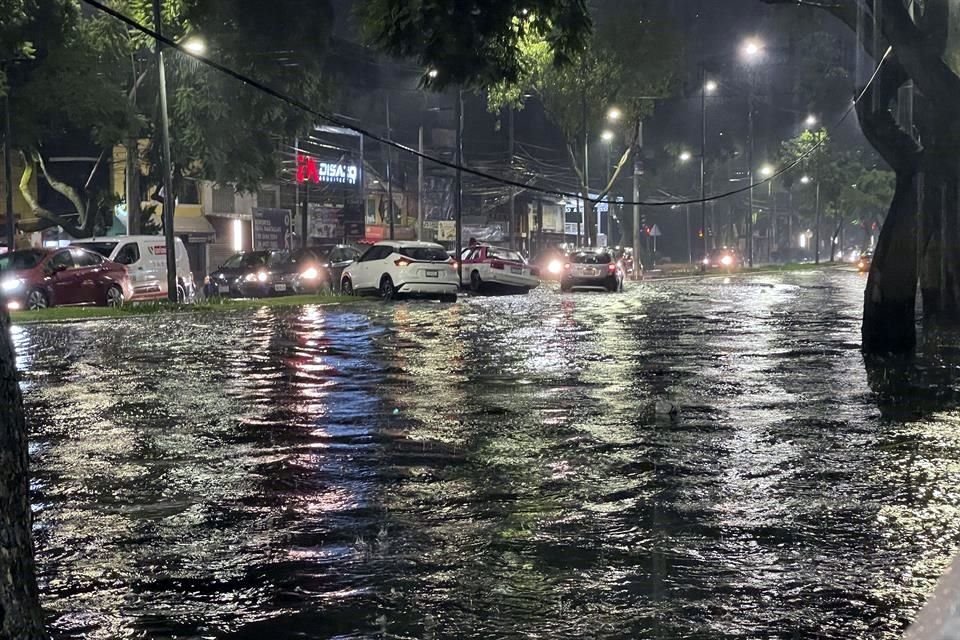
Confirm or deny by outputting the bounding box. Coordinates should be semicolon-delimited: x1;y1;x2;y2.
0;247;133;311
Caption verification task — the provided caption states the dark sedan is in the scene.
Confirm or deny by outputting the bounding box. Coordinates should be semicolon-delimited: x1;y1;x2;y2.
275;245;362;293
209;251;289;297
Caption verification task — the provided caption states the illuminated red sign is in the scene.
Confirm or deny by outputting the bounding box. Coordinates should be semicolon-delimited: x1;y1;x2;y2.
296;154;358;186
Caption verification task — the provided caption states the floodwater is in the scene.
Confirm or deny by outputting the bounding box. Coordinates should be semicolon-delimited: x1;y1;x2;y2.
13;269;960;639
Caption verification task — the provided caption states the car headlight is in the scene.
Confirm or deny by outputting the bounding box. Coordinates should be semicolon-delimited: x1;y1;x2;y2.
720;255;733;266
257;271;268;282
1;278;24;292
244;273;257;282
702;258;710;265
548;259;563;274
302;267;318;280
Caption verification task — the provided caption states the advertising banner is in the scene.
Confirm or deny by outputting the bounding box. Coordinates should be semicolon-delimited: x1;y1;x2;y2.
252;208;291;249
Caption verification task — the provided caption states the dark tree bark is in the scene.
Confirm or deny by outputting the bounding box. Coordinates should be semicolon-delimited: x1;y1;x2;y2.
0;310;46;639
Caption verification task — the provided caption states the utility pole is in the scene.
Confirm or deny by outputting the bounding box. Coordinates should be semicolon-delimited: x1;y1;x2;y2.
385;93;394;240
508;106;516;250
152;0;178;302
582;92;590;246
699;63;708;264
359;134;365;241
685;204;692;264
632;120;643;279
746;79;754;267
454;88;463;286
417;124;423;241
3;78;14;252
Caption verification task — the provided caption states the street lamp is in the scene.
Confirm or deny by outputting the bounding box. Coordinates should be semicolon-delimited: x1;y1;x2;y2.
607;107;622;122
679;150;692;163
741;38;764;60
704;80;718;94
759;164;774;178
601;130;614;142
427;68;438;79
800;175;811;184
741;37;764;267
805;114;818;129
183;36;207;55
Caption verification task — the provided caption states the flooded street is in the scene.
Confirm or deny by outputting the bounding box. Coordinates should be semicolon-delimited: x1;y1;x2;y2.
15;269;960;639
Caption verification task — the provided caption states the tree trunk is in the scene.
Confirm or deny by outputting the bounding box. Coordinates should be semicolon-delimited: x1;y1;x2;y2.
0;310;46;639
583;191;596;246
862;172;919;354
125;138;141;236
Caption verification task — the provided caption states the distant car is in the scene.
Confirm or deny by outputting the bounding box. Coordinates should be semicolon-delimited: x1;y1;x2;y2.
0;247;132;310
71;235;195;302
533;249;569;281
462;244;540;293
209;250;289;297
770;247;814;264
700;247;746;272
857;251;873;272
277;244;362;293
341;241;458;301
560;248;624;292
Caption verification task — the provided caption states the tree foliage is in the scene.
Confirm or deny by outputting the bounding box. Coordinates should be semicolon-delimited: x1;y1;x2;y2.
357;0;592;90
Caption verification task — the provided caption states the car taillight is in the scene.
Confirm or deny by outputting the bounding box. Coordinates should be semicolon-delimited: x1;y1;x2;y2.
490;260;505;270
394;259;411;267
564;263;571;270
450;261;458;270
607;263;617;272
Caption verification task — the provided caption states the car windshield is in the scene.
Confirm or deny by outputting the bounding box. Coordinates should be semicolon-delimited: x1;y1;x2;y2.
399;246;450;262
222;252;271;269
72;241;118;258
487;248;525;263
0;250;45;271
571;251;612;265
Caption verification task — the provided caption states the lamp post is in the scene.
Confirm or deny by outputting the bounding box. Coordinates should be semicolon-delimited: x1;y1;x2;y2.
700;69;716;264
152;0;178;302
601;129;613;243
759;164;774;260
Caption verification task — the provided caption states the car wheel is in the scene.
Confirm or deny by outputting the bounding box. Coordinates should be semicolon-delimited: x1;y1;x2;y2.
341;277;354;295
105;284;125;308
439;293;457;303
379;275;396;300
470;270;482;293
27;288;49;310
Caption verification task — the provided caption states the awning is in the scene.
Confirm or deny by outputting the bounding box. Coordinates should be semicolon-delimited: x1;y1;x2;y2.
175;215;216;242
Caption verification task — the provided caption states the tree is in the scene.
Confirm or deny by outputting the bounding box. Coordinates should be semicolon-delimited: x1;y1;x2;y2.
357;0;592;90
487;0;679;246
0;305;45;639
763;0;960;353
6;0;335;238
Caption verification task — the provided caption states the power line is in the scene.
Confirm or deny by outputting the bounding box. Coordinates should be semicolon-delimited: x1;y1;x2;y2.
79;0;890;208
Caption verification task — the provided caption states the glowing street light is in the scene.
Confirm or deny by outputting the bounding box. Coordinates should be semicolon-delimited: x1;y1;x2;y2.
741;38;764;61
183;36;207;55
679;151;692;163
801;175;812;184
704;80;718;94
759;164;774;178
427;68;439;79
805;114;818;128
607;107;622;122
601;130;614;142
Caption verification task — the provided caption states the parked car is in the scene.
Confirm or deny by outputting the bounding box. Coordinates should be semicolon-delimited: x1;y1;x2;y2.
341;241;458;301
857;250;873;272
0;247;133;310
560;248;625;292
71;235;195;302
208;250;289;297
461;244;540;293
277;244;362;293
700;247;746;272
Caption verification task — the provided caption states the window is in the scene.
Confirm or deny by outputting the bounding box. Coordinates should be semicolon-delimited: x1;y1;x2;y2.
399;246;449;262
71;249;103;267
115;243;141;265
487;248;525;264
73;242;118;258
48;250;74;272
0;250;44;271
212;186;235;213
360;246;391;262
571;251;612;265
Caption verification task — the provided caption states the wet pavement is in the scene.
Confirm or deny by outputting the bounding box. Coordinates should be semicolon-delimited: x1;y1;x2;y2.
13;269;960;639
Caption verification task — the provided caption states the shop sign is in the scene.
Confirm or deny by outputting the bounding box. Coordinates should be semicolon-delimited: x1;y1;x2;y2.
296;154;358;186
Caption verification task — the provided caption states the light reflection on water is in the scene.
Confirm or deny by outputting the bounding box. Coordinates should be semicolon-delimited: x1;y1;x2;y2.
14;271;960;639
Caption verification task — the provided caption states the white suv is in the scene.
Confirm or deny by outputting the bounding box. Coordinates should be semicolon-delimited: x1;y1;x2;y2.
341;241;459;301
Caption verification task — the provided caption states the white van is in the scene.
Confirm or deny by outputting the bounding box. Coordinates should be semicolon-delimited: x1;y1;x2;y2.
70;235;196;302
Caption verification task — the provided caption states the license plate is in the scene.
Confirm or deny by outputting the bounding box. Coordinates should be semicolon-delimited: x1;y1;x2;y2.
426;270;439;277
274;283;287;292
585;268;597;276
511;267;522;274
